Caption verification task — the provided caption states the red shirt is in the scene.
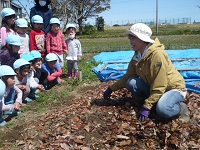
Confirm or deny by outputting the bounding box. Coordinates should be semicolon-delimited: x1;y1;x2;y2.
29;29;45;56
46;30;68;54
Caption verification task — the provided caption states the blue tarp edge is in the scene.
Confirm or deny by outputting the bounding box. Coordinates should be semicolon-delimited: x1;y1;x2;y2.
92;49;200;94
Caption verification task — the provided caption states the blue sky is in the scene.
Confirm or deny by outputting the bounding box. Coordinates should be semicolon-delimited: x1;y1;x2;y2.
88;0;200;25
17;0;200;25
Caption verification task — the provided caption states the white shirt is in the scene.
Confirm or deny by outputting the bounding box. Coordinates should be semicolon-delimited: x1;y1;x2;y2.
15;71;38;89
17;33;30;55
65;39;82;60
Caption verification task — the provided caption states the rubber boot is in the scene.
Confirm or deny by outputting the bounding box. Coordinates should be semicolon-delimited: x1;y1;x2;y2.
74;71;79;79
43;83;49;90
178;102;190;123
68;72;72;79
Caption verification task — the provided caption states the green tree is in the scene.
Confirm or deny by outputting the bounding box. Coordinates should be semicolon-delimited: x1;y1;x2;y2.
51;0;111;34
96;16;104;31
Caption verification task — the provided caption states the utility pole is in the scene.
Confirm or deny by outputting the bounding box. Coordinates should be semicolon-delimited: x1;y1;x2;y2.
156;0;158;33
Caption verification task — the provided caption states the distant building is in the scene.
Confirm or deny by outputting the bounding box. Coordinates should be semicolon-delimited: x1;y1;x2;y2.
0;0;22;26
193;20;200;24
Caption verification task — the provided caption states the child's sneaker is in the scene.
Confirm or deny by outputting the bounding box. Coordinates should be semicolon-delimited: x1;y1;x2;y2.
3;110;21;116
0;117;6;127
0;120;6;127
25;97;33;103
43;83;49;90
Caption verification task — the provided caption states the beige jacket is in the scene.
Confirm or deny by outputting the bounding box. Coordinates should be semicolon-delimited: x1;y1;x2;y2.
110;38;185;109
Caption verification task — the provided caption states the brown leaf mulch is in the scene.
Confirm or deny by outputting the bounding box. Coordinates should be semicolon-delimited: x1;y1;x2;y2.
1;81;200;149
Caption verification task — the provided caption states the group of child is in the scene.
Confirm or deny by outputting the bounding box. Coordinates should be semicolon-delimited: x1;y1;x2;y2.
0;7;82;126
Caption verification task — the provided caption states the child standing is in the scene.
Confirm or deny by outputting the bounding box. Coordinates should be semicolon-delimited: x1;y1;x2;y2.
0;8;16;47
65;24;82;79
15;18;30;56
30;15;45;57
46;18;68;68
0;79;6;126
42;53;63;89
0;34;21;67
0;65;22;116
30;0;53;34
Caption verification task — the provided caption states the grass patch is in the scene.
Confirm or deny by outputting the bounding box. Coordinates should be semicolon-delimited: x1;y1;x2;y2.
79;54;100;82
80;37;131;52
80;35;200;52
77;24;200;52
78;24;200;39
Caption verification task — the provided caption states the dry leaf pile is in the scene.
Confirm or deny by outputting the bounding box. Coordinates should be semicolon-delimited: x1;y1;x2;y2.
1;81;200;149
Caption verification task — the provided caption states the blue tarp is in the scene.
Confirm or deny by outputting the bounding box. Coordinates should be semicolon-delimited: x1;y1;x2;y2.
92;49;200;94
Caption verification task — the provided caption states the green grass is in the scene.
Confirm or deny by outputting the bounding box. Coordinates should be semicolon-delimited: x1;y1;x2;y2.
80;34;200;53
79;53;100;81
151;24;200;35
78;24;200;38
78;24;200;52
80;37;131;52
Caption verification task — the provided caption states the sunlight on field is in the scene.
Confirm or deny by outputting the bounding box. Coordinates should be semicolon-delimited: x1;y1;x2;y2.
104;25;131;31
79;24;200;53
104;24;200;30
80;34;200;53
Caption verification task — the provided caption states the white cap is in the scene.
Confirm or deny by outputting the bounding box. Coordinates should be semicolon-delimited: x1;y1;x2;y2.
125;23;154;43
66;23;76;29
0;65;16;77
45;53;58;61
31;15;43;23
16;18;28;27
13;59;30;69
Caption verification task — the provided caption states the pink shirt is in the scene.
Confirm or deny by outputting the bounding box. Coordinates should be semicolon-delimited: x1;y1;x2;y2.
46;30;67;55
0;27;15;46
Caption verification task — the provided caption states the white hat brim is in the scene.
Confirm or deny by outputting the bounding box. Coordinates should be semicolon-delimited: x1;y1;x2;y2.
125;29;154;43
18;25;28;28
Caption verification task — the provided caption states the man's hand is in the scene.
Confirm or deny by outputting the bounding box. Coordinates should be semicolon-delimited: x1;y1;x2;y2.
139;105;150;121
103;87;112;99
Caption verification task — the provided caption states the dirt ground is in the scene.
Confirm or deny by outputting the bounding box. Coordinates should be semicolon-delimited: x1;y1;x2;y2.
0;81;199;150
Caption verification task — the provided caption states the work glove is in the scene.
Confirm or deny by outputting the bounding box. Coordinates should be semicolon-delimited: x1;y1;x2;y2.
139;105;150;121
103;87;112;99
